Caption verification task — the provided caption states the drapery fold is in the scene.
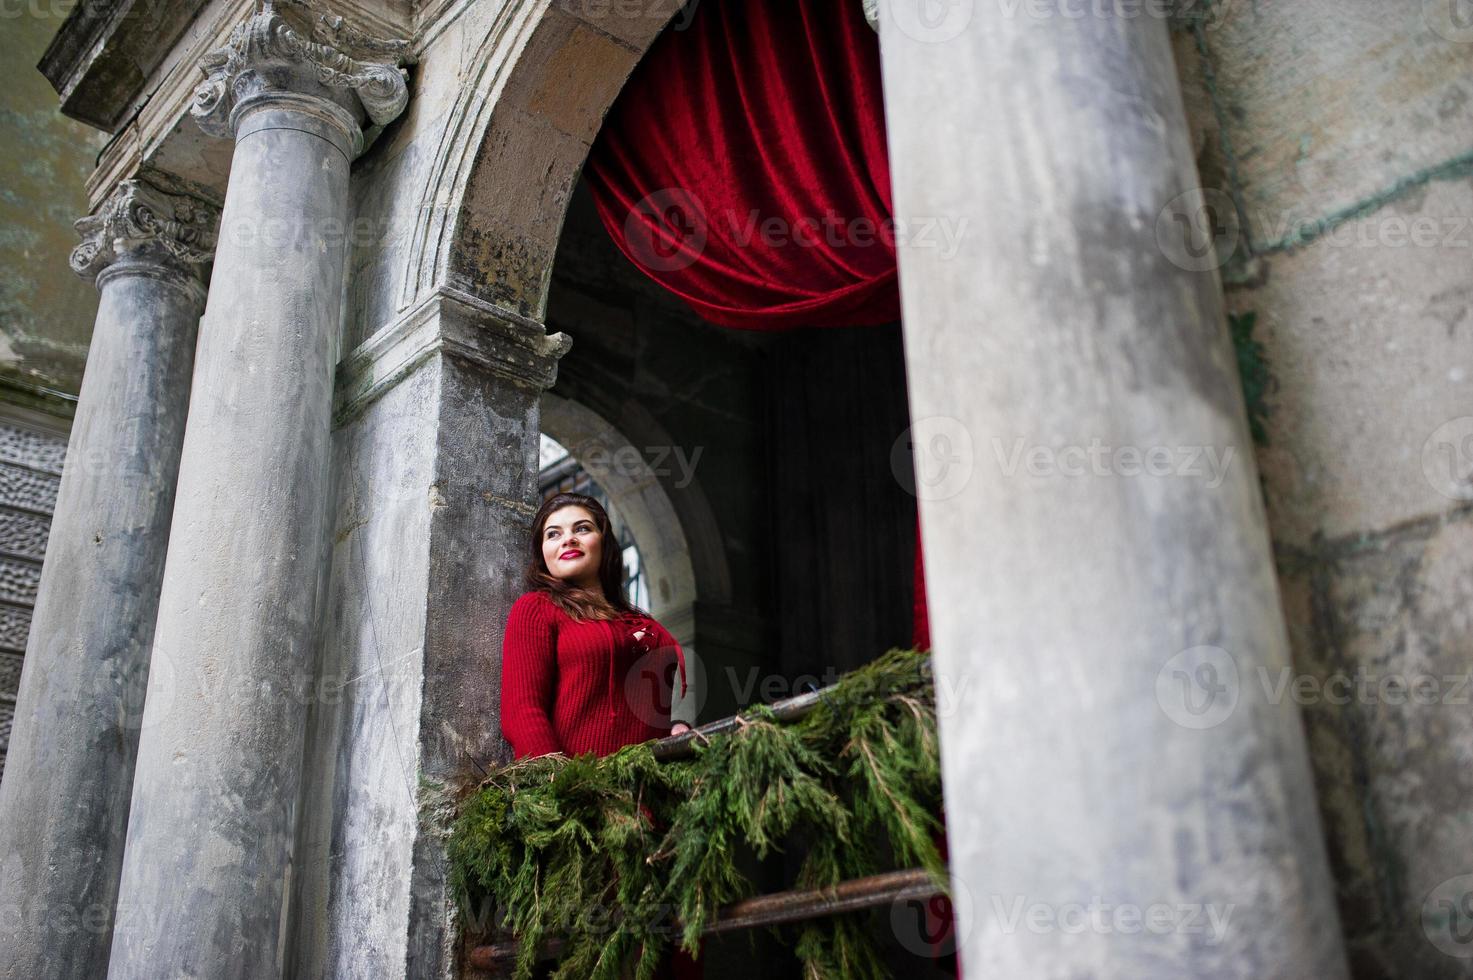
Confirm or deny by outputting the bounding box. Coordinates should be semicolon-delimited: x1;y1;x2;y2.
584;0;899;330
584;0;929;651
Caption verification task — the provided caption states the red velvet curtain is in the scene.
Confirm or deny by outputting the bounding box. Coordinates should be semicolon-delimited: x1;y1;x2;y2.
584;0;929;650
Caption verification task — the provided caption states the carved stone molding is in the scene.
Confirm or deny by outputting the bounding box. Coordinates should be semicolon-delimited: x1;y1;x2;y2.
70;178;221;284
191;0;411;148
333;286;573;429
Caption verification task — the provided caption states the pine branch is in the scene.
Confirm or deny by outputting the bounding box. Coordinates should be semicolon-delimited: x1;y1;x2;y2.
448;648;944;977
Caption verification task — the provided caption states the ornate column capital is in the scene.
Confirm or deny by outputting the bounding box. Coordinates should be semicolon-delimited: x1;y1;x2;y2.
71;178;220;296
191;0;410;157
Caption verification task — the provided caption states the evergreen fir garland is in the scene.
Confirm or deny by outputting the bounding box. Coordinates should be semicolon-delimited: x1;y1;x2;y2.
449;648;947;980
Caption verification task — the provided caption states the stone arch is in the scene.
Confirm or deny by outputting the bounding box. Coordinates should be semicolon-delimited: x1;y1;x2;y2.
402;0;689;321
539;391;712;631
539;391;720;723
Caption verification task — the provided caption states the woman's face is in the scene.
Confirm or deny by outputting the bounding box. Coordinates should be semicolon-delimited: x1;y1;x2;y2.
541;505;603;589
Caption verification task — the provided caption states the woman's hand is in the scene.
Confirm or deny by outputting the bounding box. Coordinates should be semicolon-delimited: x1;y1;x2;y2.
671;722;692;735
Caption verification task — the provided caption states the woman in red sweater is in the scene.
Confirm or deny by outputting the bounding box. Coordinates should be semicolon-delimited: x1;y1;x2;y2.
500;491;693;759
500;492;702;979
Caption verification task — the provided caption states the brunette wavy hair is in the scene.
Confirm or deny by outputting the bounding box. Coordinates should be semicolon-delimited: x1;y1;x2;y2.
524;492;647;622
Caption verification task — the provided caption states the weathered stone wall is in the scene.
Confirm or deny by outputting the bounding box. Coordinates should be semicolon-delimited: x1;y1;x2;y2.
0;33;93;771
0;406;68;781
0;19;104;396
1177;3;1473;974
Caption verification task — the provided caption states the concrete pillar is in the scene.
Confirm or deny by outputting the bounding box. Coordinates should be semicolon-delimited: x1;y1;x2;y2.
874;3;1349;977
103;8;407;979
289;288;571;979
0;178;215;980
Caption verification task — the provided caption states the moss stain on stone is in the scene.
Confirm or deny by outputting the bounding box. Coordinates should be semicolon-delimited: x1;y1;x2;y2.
0;21;109;396
1189;3;1257;259
1256;151;1473;255
1229;310;1271;447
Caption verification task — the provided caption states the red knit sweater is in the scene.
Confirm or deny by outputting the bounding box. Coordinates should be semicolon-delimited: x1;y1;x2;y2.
499;590;691;759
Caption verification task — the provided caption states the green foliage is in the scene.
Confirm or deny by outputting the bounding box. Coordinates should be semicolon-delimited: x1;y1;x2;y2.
449;648;945;980
1229;310;1271;447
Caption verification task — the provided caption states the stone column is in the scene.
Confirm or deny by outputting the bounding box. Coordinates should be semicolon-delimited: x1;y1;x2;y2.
103;8;408;979
0;178;215;980
874;3;1349;977
289;287;572;979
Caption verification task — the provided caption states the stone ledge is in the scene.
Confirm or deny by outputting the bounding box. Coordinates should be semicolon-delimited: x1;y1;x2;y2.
39;0;213;132
333;286;573;428
69;0;416;211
